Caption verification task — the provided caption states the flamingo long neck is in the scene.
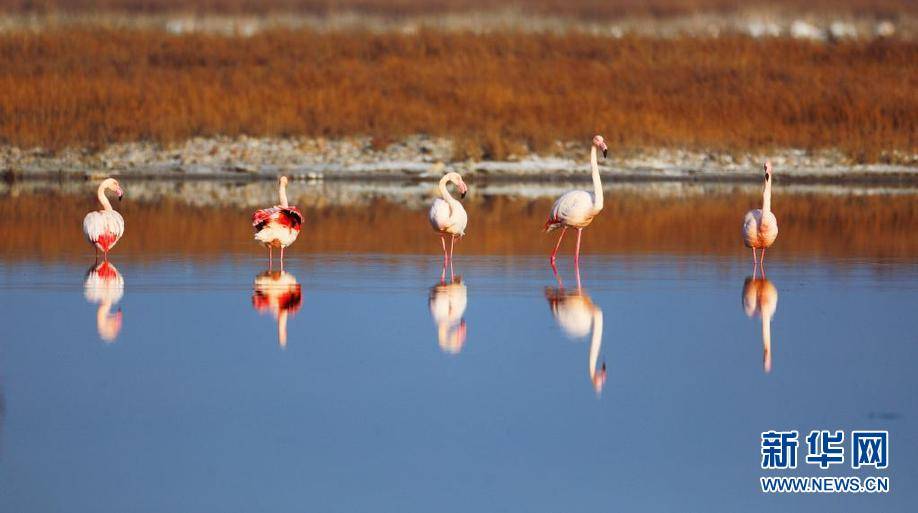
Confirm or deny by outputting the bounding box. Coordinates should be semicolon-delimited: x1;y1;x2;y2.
97;183;113;211
762;313;772;373
762;180;772;215
278;181;289;208
278;310;288;348
588;308;604;381
438;175;456;204
590;146;604;212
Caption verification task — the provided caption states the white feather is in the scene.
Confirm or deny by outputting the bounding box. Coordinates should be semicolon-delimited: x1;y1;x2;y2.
550;190;598;228
82;210;125;250
429;197;467;236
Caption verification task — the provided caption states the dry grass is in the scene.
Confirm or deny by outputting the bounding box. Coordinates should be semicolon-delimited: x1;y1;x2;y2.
1;188;915;261
3;1;916;18
0;29;915;161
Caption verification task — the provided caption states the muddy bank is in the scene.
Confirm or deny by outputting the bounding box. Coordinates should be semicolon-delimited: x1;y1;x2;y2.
2;136;916;184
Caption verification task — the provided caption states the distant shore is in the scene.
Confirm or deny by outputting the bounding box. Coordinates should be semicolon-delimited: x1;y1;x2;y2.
3;136;915;184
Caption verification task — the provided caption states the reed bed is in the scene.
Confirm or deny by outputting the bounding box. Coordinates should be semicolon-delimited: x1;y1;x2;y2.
0;29;914;162
1;190;915;262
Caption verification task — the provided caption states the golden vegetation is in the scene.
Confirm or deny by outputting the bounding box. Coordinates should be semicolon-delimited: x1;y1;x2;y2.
1;189;915;261
0;29;915;161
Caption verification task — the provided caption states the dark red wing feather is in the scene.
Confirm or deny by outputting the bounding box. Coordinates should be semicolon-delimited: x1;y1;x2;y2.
277;207;304;230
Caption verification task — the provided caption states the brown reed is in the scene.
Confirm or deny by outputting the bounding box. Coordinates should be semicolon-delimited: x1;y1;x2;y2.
0;29;914;162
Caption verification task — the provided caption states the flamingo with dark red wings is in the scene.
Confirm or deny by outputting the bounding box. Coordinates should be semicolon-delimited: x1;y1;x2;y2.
253;176;304;269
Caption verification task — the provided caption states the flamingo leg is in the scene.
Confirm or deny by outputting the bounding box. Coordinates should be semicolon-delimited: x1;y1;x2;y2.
440;235;448;264
94;247;99;264
760;248;767;278
574;260;582;291
550;226;568;265
574;228;583;267
551;259;564;289
449;235;456;262
751;247;758;276
268;246;273;271
280;246;285;272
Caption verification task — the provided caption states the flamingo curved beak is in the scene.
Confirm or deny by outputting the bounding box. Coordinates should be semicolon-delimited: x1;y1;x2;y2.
459;182;468;198
115;187;124;200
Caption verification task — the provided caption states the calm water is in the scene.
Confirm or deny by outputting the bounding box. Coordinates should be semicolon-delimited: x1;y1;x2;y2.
1;181;917;512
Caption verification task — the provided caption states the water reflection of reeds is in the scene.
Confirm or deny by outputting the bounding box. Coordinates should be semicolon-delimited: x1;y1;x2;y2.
2;183;915;262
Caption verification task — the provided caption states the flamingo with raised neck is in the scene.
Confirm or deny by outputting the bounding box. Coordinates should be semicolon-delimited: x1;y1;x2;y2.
743;277;778;373
428;171;469;273
742;161;779;276
545;287;607;395
252;176;304;270
82;177;125;261
545;135;608;268
252;270;303;348
428;277;468;355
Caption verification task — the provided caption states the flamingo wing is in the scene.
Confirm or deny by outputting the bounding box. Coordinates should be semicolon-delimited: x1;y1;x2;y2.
546;190;593;230
254;206;304;232
429;198;453;232
252;207;278;231
83;210;125;249
278;207;304;230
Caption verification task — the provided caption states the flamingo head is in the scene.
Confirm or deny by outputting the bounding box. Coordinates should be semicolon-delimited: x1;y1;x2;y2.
279;175;289;187
593;361;607;394
446;172;468;198
592;135;608;158
102;178;124;200
763;161;772;183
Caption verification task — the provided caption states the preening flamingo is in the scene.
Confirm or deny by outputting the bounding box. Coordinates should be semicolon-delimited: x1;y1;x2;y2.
742;161;779;276
429;172;469;268
252;270;303;348
545;287;607;394
742;277;778;373
428;277;468;355
253;176;304;270
545;135;608;267
82;178;124;261
84;261;124;343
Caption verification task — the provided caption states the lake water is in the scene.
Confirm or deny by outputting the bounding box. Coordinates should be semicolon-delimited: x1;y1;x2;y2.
0;179;916;512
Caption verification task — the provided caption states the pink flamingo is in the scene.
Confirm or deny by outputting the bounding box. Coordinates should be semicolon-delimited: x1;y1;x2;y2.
545;135;608;269
428;171;469;272
82;178;124;262
253;176;304;270
742;161;779;276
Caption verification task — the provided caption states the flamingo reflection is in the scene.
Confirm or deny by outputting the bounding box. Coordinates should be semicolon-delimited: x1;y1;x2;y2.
742;277;778;373
84;261;124;343
252;270;302;348
428;277;467;354
545;286;606;394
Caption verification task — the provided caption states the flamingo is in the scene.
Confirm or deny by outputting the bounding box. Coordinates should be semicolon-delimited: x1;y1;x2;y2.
545;287;607;394
742;277;778;373
428;277;468;355
252;270;303;348
82;178;124;261
429;171;469;271
84;261;124;343
545;135;608;268
253;176;304;270
742;161;779;276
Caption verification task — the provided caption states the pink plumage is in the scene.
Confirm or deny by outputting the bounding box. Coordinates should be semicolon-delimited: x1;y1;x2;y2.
254;176;303;269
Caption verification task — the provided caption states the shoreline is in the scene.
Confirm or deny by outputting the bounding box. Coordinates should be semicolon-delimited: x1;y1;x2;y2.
3;136;916;185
